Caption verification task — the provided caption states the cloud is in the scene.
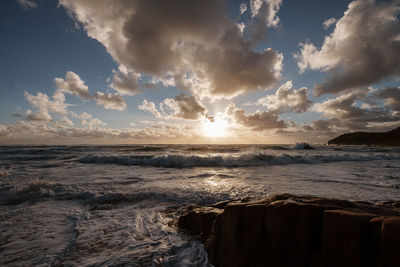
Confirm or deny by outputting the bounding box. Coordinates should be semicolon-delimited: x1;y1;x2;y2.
55;71;91;99
109;66;141;95
377;87;400;111
226;103;288;130
138;99;162;118
312;88;399;127
54;71;127;110
17;0;37;10
94;92;127;111
240;3;248;14
257;81;312;113
23;90;69;121
296;0;400;95
248;0;282;43
69;111;92;120
55;116;74;128
16;72;120;131
303;119;333;131
161;94;207;120
0;120;202;144
250;0;282;27
24;108;52;122
60;0;283;99
21;90;114;130
139;94;209;120
322;18;337;29
81;118;107;128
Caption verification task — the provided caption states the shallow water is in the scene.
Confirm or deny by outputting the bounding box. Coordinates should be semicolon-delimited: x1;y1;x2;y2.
1;144;399;266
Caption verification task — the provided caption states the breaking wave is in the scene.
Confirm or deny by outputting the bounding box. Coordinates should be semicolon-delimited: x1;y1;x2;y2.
79;152;400;168
0;179;231;207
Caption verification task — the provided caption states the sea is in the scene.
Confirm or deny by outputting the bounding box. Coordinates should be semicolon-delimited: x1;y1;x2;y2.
1;144;399;266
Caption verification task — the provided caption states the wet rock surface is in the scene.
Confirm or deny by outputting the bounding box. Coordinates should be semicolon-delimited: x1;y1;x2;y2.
178;194;400;267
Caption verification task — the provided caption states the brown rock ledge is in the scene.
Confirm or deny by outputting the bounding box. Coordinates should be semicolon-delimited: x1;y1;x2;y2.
178;194;400;267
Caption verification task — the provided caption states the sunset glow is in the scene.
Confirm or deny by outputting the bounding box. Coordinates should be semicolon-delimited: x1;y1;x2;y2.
203;117;229;138
2;1;400;266
0;0;399;145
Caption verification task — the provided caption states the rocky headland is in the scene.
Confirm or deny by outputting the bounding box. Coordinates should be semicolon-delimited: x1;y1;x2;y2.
328;127;400;146
178;194;400;267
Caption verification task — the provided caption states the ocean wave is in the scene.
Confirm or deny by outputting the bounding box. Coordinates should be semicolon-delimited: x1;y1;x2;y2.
133;146;167;152
0;179;231;209
1;154;77;162
0;181;95;205
183;146;243;153
78;152;400;168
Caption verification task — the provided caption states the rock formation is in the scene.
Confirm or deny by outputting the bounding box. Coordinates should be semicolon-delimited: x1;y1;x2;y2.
178;194;400;267
328;127;400;146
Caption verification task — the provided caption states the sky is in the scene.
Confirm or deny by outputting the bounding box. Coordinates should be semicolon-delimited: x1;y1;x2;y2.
0;0;399;144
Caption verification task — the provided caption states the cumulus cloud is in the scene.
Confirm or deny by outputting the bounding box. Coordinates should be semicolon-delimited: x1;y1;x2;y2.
109;66;141;95
22;91;69;121
19;89;114;130
161;94;207;120
139;94;209;120
296;0;400;95
55;71;91;99
60;0;283;99
312;88;399;128
377;87;400;111
54;71;127;111
257;81;312;113
302;120;333;132
17;0;37;9
248;0;282;43
322;18;337;29
24;108;52;122
138;99;162;118
14;71;124;133
240;3;248;14
94;92;127;111
226;103;288;130
55;116;74;128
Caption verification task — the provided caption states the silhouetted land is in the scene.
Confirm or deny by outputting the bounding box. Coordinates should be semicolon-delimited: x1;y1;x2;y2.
328;127;400;146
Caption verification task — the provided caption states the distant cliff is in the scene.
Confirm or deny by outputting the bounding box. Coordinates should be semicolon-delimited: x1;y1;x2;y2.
328;127;400;146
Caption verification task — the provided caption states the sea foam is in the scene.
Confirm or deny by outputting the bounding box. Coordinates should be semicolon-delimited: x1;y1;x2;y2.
78;152;400;168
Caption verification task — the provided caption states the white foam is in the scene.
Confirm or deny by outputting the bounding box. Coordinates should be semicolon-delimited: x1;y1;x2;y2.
79;151;400;168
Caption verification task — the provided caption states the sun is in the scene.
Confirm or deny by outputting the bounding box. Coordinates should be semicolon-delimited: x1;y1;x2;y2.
202;116;229;138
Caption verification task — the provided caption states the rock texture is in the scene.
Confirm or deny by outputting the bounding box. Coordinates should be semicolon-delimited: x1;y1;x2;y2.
178;194;400;267
328;127;400;146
